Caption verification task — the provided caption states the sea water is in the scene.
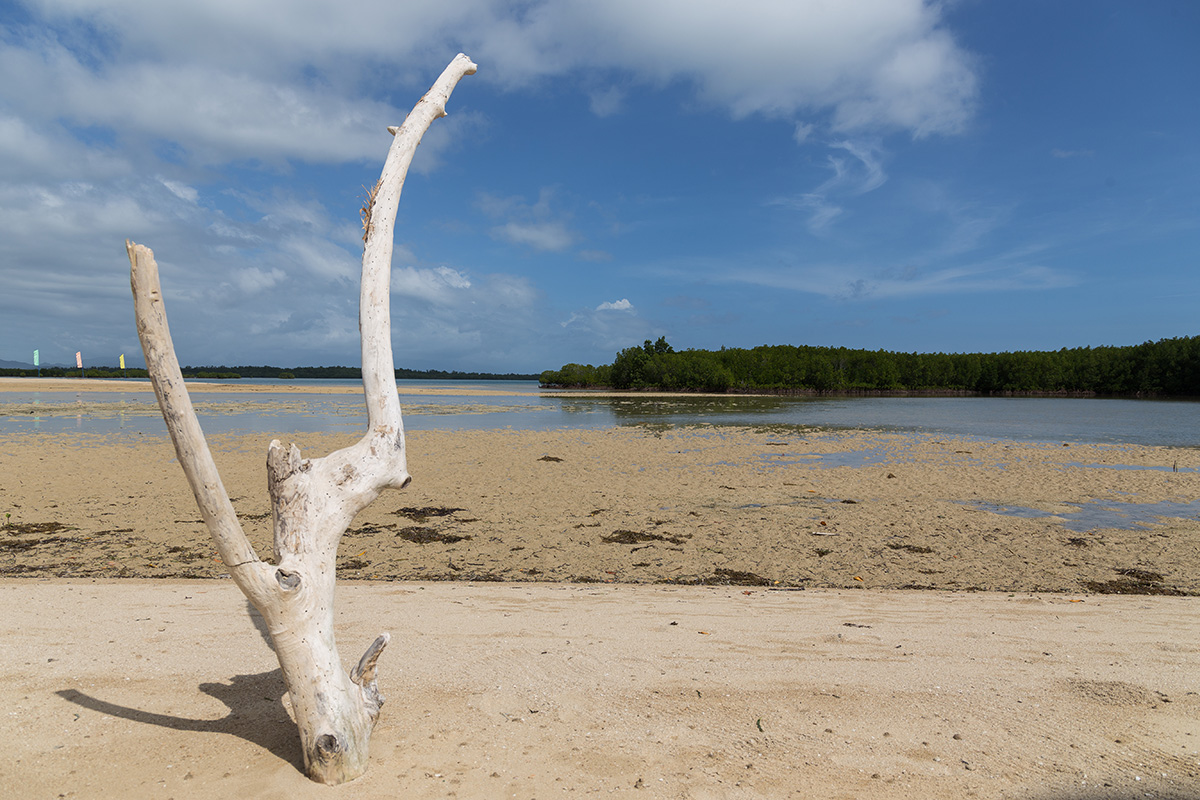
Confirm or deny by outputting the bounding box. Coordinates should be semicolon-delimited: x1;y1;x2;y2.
1;381;1199;449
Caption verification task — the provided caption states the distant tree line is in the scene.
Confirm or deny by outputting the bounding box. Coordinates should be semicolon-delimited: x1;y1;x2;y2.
0;366;151;379
539;336;1200;397
208;365;539;381
0;364;538;381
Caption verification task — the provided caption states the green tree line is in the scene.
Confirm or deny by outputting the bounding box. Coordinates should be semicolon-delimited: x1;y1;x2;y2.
0;366;152;379
0;364;538;380
539;336;1200;396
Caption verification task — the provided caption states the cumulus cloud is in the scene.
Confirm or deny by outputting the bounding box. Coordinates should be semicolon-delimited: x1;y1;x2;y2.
489;0;977;135
6;0;976;171
596;298;633;311
0;38;398;166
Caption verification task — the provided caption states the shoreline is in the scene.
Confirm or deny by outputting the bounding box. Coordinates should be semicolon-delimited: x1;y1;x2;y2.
0;376;541;397
0;376;779;400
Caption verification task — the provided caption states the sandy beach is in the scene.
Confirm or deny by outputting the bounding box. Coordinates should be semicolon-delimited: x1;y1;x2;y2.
2;378;1199;797
3;580;1198;799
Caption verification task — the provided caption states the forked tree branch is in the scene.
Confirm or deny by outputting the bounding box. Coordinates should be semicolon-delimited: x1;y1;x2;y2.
126;53;478;784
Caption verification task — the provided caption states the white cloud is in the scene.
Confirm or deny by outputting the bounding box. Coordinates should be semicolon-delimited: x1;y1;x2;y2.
830;29;976;136
6;0;976;171
160;178;198;203
479;188;576;252
792;122;815;145
386;267;551;370
0;38;398;166
718;259;1077;300
392;265;473;303
492;221;573;252
0;114;131;181
831;141;886;194
0;0;983;370
495;0;977;136
796;200;843;234
233;266;287;293
588;86;624;117
559;298;655;354
773;139;887;233
277;235;358;282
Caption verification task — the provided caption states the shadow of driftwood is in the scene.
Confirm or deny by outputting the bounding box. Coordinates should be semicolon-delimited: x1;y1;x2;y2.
56;666;302;772
244;598;275;649
56;666;301;770
56;601;300;770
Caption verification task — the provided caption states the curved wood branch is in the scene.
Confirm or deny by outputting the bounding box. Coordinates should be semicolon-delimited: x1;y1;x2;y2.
359;52;477;438
288;54;480;546
126;241;272;599
280;53;479;559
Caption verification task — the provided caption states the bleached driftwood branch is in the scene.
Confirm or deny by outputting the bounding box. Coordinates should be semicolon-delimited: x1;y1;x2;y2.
127;52;477;784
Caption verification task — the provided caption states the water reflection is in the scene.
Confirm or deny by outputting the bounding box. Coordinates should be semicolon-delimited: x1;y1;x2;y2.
560;394;1200;448
564;393;794;422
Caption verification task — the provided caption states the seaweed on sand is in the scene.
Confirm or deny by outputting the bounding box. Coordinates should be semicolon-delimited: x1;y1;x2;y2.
601;530;687;546
1082;568;1196;596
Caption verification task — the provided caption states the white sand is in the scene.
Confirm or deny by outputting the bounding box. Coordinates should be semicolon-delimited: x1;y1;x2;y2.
3;580;1197;799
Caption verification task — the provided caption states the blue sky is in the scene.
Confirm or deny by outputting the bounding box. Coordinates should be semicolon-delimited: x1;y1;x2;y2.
1;1;1197;373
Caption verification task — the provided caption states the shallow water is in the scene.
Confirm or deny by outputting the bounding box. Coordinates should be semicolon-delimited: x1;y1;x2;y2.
2;385;1199;448
968;499;1200;532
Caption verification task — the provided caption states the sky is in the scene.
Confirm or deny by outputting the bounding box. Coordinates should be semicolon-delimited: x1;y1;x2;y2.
1;1;1198;373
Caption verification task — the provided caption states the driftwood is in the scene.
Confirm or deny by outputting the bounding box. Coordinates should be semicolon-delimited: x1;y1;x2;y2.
126;53;477;784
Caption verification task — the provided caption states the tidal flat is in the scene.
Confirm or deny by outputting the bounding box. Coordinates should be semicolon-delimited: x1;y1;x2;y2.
3;424;1198;595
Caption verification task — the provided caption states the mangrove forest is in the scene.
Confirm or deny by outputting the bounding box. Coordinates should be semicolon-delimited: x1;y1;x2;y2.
539;336;1200;397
